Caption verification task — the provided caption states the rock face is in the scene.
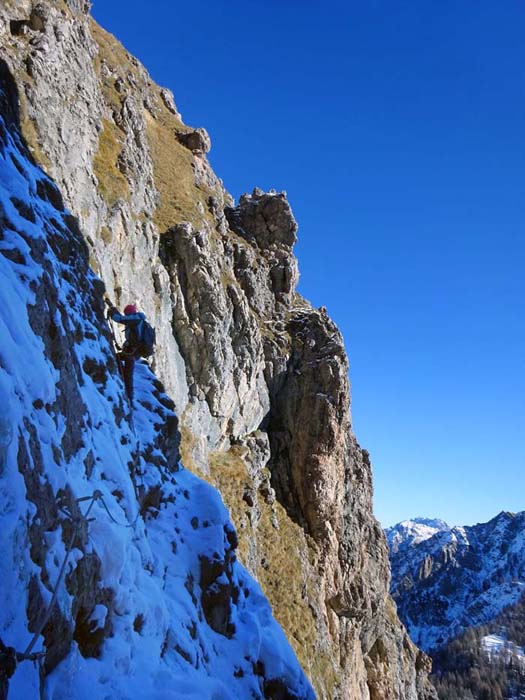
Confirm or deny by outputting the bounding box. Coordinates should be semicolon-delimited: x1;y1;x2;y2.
387;512;525;652
0;62;315;700
177;127;211;155
0;2;437;698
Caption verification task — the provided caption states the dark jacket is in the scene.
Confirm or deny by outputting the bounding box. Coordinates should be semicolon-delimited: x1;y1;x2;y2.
110;311;146;347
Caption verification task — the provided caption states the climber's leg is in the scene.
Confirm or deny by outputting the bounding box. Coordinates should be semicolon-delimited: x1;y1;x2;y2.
118;351;136;400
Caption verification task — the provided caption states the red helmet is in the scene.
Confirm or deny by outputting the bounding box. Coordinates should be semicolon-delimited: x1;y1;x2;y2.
124;304;137;315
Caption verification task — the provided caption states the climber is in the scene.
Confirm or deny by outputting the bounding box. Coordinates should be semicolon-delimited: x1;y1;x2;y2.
105;300;156;401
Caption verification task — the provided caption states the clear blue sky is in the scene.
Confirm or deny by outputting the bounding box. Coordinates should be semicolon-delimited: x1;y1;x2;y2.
91;1;525;528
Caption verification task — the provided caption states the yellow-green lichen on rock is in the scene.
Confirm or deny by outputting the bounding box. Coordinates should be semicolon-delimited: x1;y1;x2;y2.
205;443;340;699
92;118;129;206
144;107;209;232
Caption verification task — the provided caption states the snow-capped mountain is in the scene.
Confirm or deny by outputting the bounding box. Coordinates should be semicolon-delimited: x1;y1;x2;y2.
386;512;525;652
386;517;450;555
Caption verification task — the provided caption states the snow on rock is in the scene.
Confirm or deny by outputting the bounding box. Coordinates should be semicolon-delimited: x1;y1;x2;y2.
0;76;314;699
386;518;450;555
481;634;525;666
387;511;525;653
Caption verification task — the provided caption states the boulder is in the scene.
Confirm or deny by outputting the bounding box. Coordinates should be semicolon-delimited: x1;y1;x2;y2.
177;127;211;154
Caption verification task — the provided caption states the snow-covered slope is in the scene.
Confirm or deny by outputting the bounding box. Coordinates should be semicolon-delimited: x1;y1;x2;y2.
0;70;314;699
386;518;449;555
387;512;525;652
481;634;525;667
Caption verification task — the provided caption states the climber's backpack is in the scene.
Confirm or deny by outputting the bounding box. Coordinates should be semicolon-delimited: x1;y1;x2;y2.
136;319;156;357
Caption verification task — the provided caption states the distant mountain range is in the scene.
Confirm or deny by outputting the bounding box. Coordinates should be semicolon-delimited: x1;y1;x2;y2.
386;511;525;652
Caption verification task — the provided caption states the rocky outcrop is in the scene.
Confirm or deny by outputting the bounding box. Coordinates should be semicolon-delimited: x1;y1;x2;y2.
199;523;238;638
266;306;348;537
178;127;211;155
0;2;437;697
0;71;314;698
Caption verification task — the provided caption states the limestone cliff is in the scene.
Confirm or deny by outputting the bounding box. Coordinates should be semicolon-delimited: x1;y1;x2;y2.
0;2;437;698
